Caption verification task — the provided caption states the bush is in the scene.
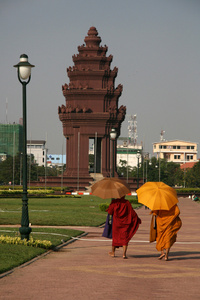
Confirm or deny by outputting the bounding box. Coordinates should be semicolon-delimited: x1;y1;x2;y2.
0;235;52;249
176;188;200;193
99;203;109;212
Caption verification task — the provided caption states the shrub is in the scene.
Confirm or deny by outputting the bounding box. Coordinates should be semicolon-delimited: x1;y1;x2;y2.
176;188;200;193
0;235;52;249
99;203;109;212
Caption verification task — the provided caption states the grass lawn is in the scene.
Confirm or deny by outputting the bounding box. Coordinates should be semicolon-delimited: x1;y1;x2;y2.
0;227;84;275
0;195;140;226
0;195;140;275
0;244;46;275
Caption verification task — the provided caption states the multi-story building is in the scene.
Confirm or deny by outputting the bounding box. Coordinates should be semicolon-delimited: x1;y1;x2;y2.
117;140;143;167
27;140;48;167
153;140;198;163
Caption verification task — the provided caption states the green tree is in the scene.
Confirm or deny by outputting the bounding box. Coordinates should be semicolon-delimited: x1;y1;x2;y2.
117;159;133;177
184;161;200;188
191;161;200;187
160;160;183;186
146;157;159;182
0;155;13;184
0;153;58;186
142;157;183;186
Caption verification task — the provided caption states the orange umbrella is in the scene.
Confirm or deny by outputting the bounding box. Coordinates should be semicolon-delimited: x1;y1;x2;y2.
91;177;131;199
136;181;178;211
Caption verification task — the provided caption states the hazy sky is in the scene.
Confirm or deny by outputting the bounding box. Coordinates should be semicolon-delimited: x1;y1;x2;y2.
1;0;200;156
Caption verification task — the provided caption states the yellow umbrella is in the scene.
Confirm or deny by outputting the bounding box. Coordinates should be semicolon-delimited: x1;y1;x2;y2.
91;177;131;199
136;181;178;211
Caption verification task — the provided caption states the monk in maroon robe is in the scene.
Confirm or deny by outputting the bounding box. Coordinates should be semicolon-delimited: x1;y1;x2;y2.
106;196;141;258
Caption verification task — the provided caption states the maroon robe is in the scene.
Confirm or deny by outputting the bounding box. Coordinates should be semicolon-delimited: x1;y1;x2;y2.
106;197;141;247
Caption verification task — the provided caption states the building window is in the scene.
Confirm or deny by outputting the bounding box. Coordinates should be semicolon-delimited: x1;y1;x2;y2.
177;146;180;149
173;146;176;149
159;145;162;149
187;155;193;161
174;155;180;160
191;146;194;149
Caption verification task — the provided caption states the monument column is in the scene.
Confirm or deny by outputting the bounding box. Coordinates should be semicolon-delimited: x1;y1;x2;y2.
58;27;126;188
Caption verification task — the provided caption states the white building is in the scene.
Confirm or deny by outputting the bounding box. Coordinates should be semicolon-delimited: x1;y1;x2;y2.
117;140;143;167
153;140;198;163
27;140;47;167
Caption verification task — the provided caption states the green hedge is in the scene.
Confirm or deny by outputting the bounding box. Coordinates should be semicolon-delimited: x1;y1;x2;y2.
99;203;110;212
0;189;53;195
99;199;139;212
0;186;70;191
176;188;200;193
0;235;52;249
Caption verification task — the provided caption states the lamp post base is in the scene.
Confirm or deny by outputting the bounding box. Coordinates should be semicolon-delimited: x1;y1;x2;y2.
19;226;32;240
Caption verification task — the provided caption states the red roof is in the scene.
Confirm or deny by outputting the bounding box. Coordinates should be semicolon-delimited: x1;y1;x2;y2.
180;162;197;169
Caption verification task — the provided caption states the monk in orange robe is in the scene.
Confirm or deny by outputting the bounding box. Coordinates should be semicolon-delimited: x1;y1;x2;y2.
106;197;141;259
150;204;182;261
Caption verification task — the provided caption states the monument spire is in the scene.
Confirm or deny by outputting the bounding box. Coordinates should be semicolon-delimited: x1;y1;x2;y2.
58;27;126;189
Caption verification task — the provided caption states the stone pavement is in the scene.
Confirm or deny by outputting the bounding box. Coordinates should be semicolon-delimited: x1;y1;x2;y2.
0;197;200;300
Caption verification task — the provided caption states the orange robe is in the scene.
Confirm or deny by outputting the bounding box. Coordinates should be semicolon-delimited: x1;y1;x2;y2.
106;197;141;247
151;205;182;251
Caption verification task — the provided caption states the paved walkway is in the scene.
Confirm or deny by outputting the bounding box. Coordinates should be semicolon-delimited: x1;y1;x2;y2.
0;197;200;300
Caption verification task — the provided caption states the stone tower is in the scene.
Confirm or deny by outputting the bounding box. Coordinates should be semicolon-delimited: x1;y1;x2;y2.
58;27;126;186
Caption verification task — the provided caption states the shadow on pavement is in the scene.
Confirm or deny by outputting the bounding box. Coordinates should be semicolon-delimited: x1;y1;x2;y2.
131;251;200;260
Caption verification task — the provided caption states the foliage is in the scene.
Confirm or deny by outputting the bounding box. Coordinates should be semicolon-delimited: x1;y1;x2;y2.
0;227;84;274
117;156;200;188
0;235;52;249
99;203;110;212
89;154;94;164
184;161;200;188
0;153;58;185
176;188;200;193
99;197;141;212
0;227;84;248
117;159;132;178
0;189;53;195
2;153;200;189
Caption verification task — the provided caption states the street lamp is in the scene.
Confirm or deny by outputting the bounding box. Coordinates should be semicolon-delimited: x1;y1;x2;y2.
136;151;140;189
14;54;35;240
145;159;152;182
110;128;117;177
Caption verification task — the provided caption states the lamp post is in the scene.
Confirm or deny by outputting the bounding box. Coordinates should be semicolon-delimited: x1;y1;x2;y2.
147;160;152;182
14;54;35;240
136;151;140;189
159;151;161;182
110;128;117;177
